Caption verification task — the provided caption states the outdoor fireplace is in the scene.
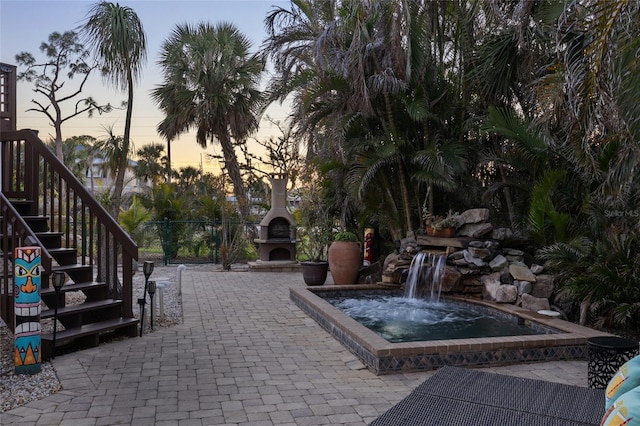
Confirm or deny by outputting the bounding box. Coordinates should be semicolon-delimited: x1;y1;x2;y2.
256;174;296;261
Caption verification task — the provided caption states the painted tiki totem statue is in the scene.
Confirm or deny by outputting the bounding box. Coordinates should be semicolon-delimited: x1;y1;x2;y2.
14;246;42;374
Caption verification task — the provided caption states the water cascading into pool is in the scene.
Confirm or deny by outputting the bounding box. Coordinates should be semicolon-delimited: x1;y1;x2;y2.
404;252;447;302
322;253;543;344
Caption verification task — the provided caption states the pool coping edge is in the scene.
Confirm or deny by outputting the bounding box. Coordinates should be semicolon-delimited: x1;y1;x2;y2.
290;285;612;375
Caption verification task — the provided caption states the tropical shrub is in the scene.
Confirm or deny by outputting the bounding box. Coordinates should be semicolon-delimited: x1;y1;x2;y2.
118;196;152;246
333;231;358;242
148;183;188;259
538;228;640;335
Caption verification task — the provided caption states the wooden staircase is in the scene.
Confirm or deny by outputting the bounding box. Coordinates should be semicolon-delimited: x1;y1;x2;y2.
12;201;139;359
1;128;139;360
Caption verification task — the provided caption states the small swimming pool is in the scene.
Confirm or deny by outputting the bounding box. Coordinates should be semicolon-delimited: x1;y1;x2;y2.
290;285;611;374
325;293;547;343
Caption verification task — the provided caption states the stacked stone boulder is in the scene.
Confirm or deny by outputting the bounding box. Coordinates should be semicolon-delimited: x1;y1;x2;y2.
381;208;555;313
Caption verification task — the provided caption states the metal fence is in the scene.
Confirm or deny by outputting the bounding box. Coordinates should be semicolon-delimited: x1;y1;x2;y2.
141;219;259;265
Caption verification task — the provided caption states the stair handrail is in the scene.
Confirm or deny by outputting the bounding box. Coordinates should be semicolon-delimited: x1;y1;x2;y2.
0;192;54;269
3;129;138;256
0;192;54;329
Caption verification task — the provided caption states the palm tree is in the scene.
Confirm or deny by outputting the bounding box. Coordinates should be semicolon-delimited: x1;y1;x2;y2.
152;22;265;221
265;0;474;235
176;166;202;196
264;0;341;158
134;143;168;188
80;1;147;216
93;124;134;210
553;0;640;206
467;1;562;227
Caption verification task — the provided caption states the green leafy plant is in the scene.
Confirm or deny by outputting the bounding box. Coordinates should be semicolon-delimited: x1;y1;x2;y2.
295;208;332;262
293;180;334;262
148;183;187;259
430;209;459;230
297;227;331;262
333;231;358;242
220;222;249;270
528;170;570;245
538;228;640;335
118;196;152;245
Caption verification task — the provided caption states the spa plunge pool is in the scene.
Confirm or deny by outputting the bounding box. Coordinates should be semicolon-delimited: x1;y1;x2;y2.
325;293;548;343
290;285;610;374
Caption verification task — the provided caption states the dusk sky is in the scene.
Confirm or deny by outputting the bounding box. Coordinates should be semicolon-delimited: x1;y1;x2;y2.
0;0;290;173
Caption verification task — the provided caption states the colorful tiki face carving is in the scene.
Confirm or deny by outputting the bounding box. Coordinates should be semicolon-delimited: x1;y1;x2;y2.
14;246;42;374
363;228;374;266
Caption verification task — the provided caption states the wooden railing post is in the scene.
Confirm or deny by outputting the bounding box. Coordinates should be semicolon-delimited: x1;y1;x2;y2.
0;63;17;133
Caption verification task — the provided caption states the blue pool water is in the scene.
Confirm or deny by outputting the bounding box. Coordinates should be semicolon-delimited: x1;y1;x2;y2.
325;294;543;343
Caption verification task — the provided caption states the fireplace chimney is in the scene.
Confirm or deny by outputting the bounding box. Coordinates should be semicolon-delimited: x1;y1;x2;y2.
256;174;297;261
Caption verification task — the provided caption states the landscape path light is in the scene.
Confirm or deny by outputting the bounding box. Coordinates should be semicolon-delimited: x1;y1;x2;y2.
139;261;154;336
148;280;156;331
51;271;66;360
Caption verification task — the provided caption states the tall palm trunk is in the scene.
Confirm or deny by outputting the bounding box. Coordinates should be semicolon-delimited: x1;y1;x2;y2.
396;159;413;233
499;164;516;228
218;131;248;221
111;67;134;218
104;66;134;298
380;173;403;241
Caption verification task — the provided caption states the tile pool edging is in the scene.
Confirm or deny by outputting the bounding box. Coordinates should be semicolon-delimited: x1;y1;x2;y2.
290;285;612;375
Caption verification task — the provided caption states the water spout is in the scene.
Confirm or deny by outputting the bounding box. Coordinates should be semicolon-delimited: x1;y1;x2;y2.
404;252;447;302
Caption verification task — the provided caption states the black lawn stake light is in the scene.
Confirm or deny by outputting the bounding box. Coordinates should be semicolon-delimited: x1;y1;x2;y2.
51;271;66;360
148;280;156;331
139;261;154;336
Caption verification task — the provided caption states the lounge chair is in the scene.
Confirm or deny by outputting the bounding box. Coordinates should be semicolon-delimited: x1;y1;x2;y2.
371;366;605;426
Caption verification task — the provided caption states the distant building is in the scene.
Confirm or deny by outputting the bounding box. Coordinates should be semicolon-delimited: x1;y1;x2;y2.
287;191;301;211
84;158;145;196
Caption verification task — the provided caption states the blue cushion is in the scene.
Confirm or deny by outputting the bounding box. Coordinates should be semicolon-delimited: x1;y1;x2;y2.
606;354;640;410
601;385;640;426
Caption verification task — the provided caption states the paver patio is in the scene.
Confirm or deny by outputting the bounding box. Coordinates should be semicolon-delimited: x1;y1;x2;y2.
2;265;589;425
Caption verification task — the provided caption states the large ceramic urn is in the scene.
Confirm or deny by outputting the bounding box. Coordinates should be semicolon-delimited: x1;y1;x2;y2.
328;241;362;285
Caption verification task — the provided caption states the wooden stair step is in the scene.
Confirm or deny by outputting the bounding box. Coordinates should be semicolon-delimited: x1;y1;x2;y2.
51;263;94;283
35;231;63;248
48;247;78;265
21;215;50;232
0;234;20;248
7;200;34;215
40;317;140;359
40;281;107;296
41;299;122;319
41;317;139;342
52;263;92;274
